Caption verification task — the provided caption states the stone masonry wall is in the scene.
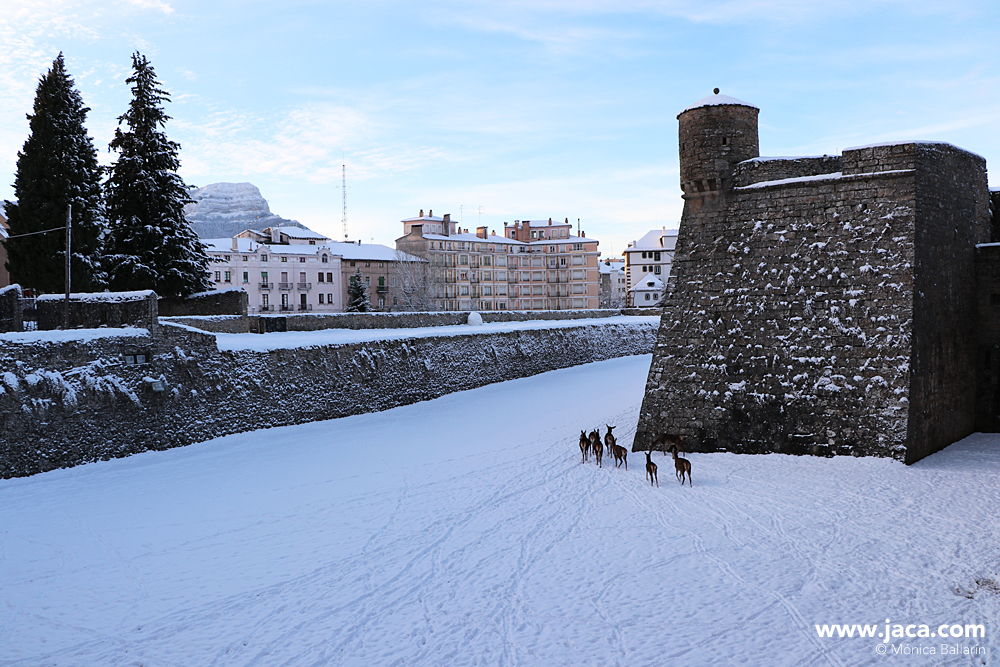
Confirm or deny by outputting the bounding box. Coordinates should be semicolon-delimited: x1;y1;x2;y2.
733;156;842;187
159;288;248;317
37;291;158;331
633;141;990;463
906;143;990;462
0;318;656;478
0;285;21;333
975;244;1000;433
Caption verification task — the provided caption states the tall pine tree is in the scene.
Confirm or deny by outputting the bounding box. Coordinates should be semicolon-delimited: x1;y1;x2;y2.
105;52;210;297
3;53;107;294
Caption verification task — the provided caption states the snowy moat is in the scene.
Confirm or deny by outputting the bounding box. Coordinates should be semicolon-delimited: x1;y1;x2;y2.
0;355;997;666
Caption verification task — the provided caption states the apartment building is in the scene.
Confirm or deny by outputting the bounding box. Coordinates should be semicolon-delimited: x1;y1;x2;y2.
204;226;424;313
204;227;344;313
395;211;601;310
622;227;677;307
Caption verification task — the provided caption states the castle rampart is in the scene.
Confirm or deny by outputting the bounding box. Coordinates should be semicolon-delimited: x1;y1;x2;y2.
633;93;991;463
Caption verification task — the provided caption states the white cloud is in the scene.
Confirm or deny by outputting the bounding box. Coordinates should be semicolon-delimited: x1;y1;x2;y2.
124;0;175;14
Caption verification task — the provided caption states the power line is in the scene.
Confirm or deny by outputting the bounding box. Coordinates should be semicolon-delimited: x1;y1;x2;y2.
4;225;67;239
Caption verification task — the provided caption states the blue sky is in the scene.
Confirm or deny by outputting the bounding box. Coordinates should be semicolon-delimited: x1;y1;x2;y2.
1;0;998;255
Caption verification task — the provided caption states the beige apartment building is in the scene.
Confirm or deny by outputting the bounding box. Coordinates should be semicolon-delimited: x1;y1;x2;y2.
205;226;424;312
395;211;601;310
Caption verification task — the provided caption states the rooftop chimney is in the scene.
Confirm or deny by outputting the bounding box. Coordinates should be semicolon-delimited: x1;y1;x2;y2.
548;218;552;225
476;226;488;239
429;209;433;217
419;209;424;217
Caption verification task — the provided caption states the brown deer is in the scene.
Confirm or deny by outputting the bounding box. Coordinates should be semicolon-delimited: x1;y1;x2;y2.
670;444;692;487
579;430;590;463
606;425;627;470
589;429;603;468
653;433;685;457
645;450;658;487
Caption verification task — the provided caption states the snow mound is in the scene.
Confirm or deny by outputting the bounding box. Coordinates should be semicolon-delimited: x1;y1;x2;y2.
467;311;483;326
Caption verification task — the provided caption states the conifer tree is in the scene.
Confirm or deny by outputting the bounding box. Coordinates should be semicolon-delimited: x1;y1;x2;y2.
3;53;107;293
346;268;371;312
105;52;210;297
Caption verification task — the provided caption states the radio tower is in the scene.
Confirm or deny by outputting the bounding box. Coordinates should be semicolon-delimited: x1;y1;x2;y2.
341;164;348;242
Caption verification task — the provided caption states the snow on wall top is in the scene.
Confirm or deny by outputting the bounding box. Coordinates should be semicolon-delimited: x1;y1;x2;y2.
743;155;832;163
208;315;660;352
681;93;757;113
0;327;150;344
36;290;155;303
843;140;985;160
735;169;915;190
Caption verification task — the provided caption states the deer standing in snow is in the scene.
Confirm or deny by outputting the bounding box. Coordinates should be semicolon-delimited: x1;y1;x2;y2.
589;429;603;468
606;425;627;470
669;444;692;487
645;450;658;487
579;430;590;463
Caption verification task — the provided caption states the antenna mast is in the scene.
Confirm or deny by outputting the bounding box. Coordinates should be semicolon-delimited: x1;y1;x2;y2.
341;164;348;242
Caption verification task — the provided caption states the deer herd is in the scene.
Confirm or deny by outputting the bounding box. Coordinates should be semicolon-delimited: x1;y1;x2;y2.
578;426;691;488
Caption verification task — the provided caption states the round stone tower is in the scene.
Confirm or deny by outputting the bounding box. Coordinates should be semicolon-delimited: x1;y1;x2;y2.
677;91;759;195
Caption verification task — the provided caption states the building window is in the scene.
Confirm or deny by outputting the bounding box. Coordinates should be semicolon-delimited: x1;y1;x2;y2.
379;262;384;268
299;257;306;263
224;255;230;261
242;256;248;261
322;255;328;263
318;272;324;282
327;293;332;303
654;252;661;261
281;257;288;262
242;271;249;283
319;294;324;304
350;261;356;267
309;240;316;245
262;255;268;262
642;252;647;259
262;293;269;308
378;298;384;308
214;271;220;282
645;293;651;300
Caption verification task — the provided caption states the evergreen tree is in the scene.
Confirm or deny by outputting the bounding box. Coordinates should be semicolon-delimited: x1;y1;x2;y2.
3;53;107;293
346;268;371;312
105;52;210;298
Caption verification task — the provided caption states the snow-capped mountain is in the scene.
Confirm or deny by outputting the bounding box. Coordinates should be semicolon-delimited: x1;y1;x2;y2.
183;182;308;239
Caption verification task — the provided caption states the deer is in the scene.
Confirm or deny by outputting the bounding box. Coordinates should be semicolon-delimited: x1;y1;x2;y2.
589;429;603;468
669;444;692;487
579;430;590;463
645;450;658;487
606;425;627;470
653;433;685;457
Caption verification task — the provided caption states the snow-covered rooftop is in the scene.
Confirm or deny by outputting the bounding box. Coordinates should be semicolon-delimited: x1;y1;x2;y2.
626;229;678;251
422;232;526;246
331;242;423;262
272;226;329;240
629;273;664;292
598;260;625;275
203;237;260;253
681;92;757;113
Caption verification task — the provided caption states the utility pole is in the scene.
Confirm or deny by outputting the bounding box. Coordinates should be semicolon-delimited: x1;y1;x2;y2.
63;203;71;329
342;164;348;242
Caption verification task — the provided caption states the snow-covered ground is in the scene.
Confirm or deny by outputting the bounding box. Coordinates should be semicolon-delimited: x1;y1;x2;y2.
1;355;997;666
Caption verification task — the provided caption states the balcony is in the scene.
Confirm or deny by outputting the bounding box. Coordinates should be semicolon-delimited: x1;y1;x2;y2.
259;282;273;290
280;305;294;312
279;282;293;290
259;305;274;312
297;304;313;312
297;282;311;290
376;286;388;293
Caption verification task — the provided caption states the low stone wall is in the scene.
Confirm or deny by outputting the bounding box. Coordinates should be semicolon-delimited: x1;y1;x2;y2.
37;290;158;331
163;308;626;334
159;288;248;317
0;317;657;478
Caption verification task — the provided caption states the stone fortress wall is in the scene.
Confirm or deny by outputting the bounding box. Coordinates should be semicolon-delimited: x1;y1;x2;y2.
633;93;992;464
0;315;657;479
